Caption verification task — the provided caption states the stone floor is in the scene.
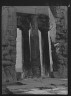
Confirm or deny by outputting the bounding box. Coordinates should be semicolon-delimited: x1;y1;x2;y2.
2;77;68;94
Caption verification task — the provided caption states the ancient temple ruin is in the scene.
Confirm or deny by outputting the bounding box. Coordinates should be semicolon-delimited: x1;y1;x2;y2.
2;6;67;82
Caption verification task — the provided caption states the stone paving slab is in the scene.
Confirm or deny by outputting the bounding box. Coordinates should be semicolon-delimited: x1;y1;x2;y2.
6;86;68;94
6;78;68;94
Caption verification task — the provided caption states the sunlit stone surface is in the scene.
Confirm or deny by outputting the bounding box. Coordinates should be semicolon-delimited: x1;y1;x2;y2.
25;87;68;94
6;78;68;94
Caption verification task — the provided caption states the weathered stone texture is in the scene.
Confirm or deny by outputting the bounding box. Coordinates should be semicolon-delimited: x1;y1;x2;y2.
2;6;68;80
2;6;17;82
53;6;68;78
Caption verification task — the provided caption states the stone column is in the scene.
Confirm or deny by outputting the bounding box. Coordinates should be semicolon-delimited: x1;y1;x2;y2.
16;28;23;72
30;15;41;77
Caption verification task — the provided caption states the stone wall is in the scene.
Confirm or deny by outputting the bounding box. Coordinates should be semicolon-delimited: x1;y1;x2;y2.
50;6;68;78
2;6;17;82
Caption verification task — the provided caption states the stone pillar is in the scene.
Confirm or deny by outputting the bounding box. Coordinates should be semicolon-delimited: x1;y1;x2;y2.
15;28;23;72
30;15;41;77
38;30;44;77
